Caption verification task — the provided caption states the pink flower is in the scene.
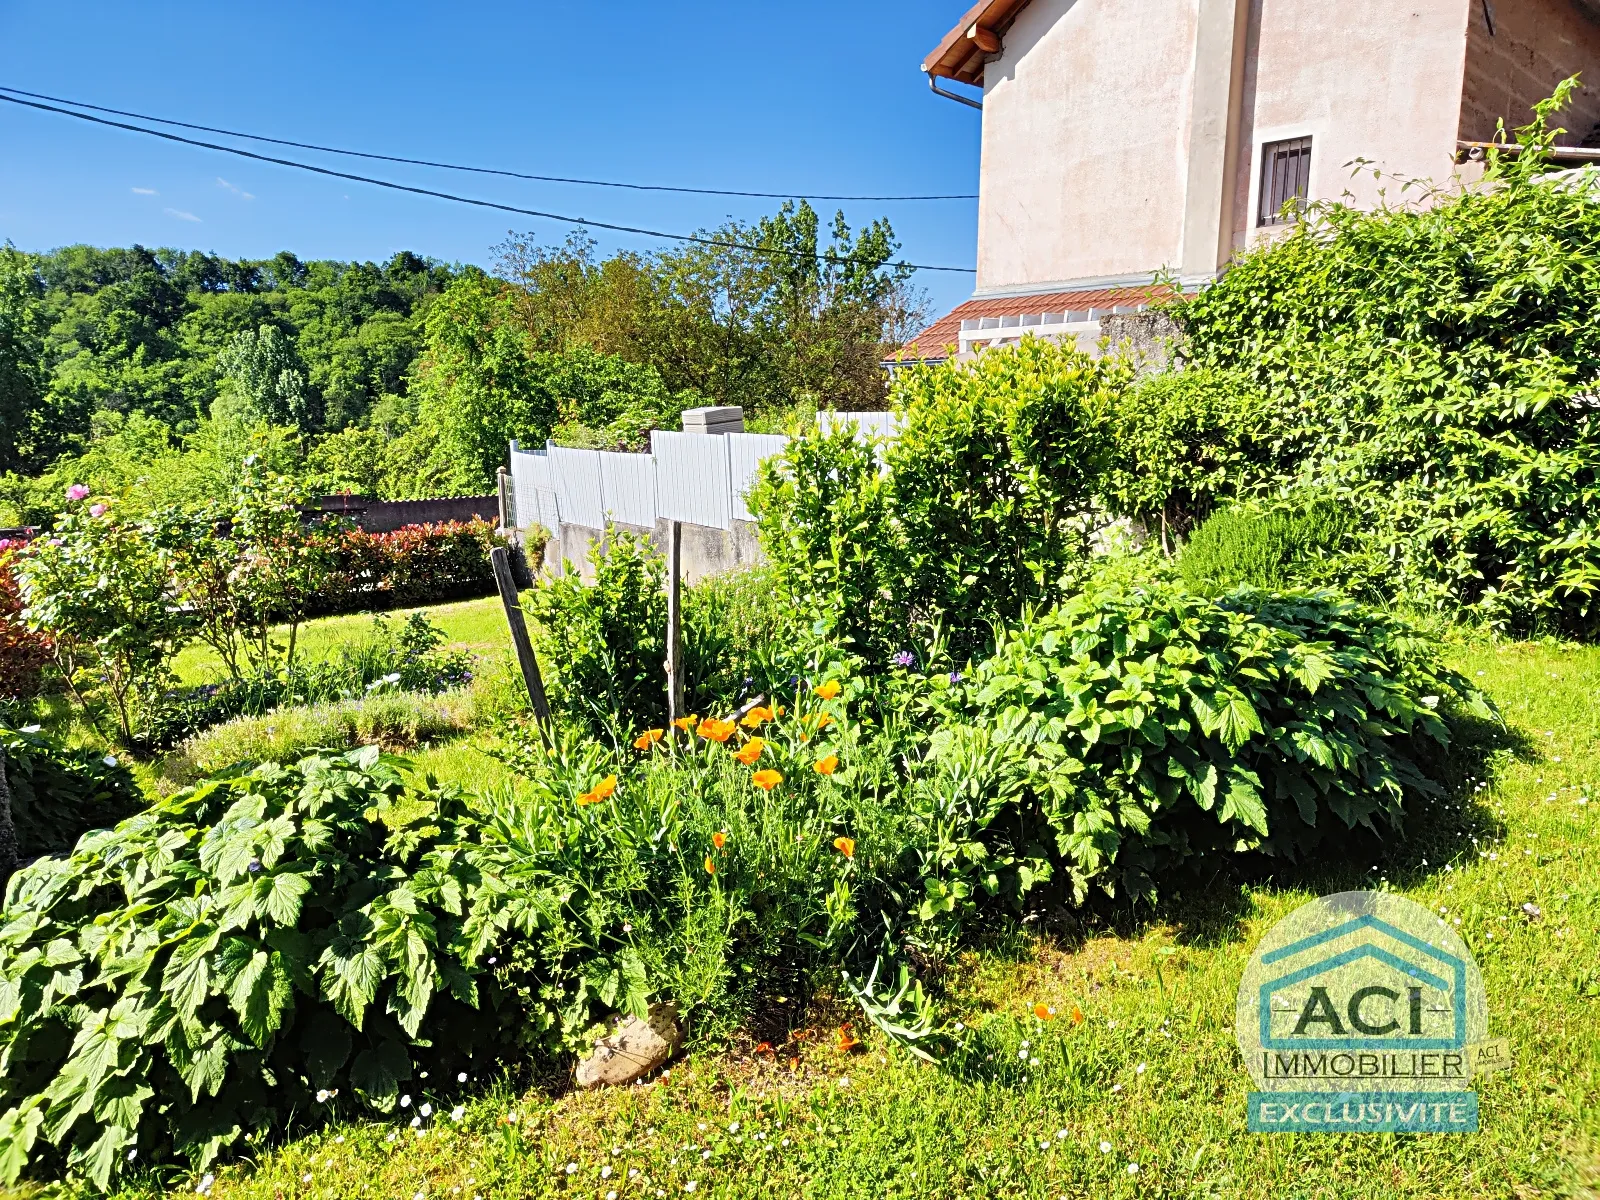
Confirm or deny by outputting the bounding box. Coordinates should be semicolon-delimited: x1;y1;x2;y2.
89;504;107;518
65;484;89;501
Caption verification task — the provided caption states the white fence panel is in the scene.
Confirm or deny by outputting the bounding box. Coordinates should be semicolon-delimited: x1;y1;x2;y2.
819;410;902;441
598;451;657;528
510;447;561;533
652;431;733;530
550;445;605;530
726;433;789;522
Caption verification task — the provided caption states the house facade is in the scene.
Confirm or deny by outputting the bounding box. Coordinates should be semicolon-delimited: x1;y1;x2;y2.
906;0;1600;361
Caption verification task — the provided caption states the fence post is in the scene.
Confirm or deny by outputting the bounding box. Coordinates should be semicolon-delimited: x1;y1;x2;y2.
490;545;552;734
496;466;514;531
665;520;684;730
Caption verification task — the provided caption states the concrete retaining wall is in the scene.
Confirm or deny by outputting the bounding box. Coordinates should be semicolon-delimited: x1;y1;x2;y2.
539;518;763;584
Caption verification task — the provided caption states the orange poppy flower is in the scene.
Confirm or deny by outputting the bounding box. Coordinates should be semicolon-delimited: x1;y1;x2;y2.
833;836;855;859
813;679;842;700
704;855;716;876
813;754;839;776
634;728;665;750
673;714;699;732
836;1024;859;1053
753;1042;773;1055
734;737;764;765
1033;1003;1056;1021
815;713;834;729
592;774;617;800
751;768;783;791
698;717;736;743
712;831;727;850
1070;1004;1085;1025
741;705;774;729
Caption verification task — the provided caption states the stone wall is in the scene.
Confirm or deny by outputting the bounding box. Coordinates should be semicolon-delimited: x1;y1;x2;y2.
1099;309;1187;375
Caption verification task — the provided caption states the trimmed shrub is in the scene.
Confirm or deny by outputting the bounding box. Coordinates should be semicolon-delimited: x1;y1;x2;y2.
1178;500;1361;597
949;579;1493;904
0;725;141;857
0;541;49;708
315;519;508;616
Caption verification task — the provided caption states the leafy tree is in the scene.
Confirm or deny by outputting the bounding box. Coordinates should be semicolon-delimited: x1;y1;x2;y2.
216;325;313;428
0;246;45;476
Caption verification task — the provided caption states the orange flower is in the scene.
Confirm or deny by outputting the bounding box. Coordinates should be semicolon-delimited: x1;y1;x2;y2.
833;836;855;859
673;714;699;732
813;679;842;700
1033;1003;1056;1021
836;1024;859;1053
705;855;716;876
734;737;765;765
815;713;834;729
698;717;736;743
1070;1004;1085;1025
592;774;617;800
753;1041;773;1055
634;728;664;750
751;768;783;791
741;705;774;729
813;754;839;776
712;831;727;850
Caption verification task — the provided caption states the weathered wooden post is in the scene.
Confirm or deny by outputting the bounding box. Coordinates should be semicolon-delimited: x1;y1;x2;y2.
665;520;684;730
490;545;552;734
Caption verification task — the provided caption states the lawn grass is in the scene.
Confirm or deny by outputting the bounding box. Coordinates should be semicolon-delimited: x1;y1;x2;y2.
106;637;1598;1200
167;596;511;687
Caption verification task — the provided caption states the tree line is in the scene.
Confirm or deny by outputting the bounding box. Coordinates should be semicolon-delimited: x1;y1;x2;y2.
0;201;923;522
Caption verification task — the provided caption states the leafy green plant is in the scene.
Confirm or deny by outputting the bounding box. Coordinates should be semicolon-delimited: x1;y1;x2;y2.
1102;368;1276;550
946;578;1494;904
0;725;140;858
14;494;189;746
524;531;668;739
0;747;499;1189
752;338;1127;661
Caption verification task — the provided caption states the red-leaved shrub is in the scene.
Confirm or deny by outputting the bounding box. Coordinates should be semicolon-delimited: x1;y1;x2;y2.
0;539;52;703
313;518;510;616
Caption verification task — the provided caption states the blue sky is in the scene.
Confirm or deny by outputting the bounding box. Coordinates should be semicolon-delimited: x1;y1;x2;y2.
0;1;983;319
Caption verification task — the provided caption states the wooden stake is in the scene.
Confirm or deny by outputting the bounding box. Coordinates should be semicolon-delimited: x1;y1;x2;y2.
491;545;552;733
665;520;684;730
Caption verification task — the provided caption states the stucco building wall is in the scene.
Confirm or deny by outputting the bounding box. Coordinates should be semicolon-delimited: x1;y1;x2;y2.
976;0;1199;294
1229;0;1470;246
1458;0;1600;145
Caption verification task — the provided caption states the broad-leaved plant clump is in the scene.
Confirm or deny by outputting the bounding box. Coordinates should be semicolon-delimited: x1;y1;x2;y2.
946;579;1494;904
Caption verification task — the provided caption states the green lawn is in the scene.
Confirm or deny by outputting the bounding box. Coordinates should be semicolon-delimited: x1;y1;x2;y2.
118;637;1597;1200
168;596;511;687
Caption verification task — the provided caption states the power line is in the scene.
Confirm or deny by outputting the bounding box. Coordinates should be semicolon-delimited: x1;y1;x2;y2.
0;92;976;275
0;84;979;204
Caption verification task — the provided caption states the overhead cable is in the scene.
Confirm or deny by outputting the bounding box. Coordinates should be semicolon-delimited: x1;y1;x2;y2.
0;84;979;203
0;92;976;275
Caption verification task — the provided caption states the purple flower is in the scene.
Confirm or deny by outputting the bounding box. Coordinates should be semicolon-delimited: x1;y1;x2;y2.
948;671;964;685
247;859;263;875
65;484;90;501
892;651;916;668
89;504;107;518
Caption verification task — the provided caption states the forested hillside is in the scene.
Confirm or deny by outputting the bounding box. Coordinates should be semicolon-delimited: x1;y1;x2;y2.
0;201;920;522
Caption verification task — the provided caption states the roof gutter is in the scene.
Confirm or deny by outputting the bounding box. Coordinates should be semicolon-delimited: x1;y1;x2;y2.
926;70;983;110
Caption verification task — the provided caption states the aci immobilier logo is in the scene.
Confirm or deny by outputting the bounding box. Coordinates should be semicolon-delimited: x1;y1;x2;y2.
1235;891;1496;1133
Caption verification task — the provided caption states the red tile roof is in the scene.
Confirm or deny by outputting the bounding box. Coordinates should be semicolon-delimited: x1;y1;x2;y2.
925;0;1036;88
888;285;1171;364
